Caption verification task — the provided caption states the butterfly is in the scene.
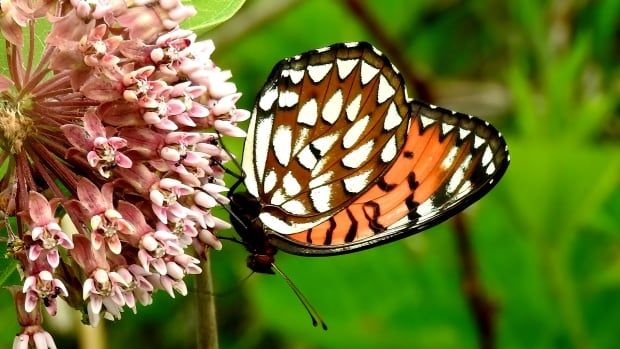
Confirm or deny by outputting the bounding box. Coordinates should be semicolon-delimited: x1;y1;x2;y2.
228;42;509;275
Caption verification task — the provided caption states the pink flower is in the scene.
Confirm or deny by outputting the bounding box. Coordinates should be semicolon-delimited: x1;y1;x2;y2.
66;178;135;254
80;24;123;68
9;286;58;349
83;268;128;326
22;192;73;268
23;270;68;316
1;0;247;338
149;178;194;223
137;229;183;274
62;110;133;178
12;331;57;349
0;0;30;45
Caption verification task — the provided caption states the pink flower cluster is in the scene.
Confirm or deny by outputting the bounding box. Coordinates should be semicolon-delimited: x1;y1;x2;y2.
0;0;247;347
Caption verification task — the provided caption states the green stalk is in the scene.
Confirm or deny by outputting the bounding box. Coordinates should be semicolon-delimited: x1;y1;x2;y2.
195;250;219;349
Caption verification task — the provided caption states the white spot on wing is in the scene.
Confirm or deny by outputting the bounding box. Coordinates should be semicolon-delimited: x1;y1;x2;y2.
381;135;398;163
447;155;472;194
310;186;332;212
255;116;273;179
297;98;318;126
420;115;434;129
309;171;334;188
346;94;362;121
447;166;465;194
259;212;326;235
278;90;299;108
242;108;259;197
343;115;370;149
360;61;379;85
441;123;454;136
343;169;372;193
271;189;286;205
440;146;459;170
474;135;485;148
312;133;340;155
263;170;277;193
259;86;278;111
281;199;308;215
377;75;396;104
297;147;318;170
307;63;333;83
486;162;496;175
459;128;471;140
283;171;302;196
322;89;343;124
342;140;374;168
336;58;358;80
289;69;304;84
383;102;402;131
455;180;472;200
292;127;310;155
272;125;292;166
416;199;436;217
482;145;493;166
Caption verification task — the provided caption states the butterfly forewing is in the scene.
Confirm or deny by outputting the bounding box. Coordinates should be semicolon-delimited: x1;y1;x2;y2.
242;43;411;235
270;101;509;255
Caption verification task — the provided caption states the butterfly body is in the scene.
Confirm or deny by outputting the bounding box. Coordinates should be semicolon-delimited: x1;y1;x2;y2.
229;42;509;266
230;191;278;274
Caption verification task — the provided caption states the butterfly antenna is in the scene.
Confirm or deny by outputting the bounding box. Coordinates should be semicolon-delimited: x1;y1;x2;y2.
271;262;328;330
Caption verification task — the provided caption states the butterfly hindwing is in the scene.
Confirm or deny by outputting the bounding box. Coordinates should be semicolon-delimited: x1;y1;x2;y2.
270;101;509;255
242;42;411;235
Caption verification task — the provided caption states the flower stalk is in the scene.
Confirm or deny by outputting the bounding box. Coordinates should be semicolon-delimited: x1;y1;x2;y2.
195;250;219;349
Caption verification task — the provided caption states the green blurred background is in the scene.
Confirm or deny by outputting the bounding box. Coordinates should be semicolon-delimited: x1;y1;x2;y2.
2;0;619;348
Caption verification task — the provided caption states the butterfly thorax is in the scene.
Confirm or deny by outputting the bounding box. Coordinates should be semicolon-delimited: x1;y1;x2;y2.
230;191;277;274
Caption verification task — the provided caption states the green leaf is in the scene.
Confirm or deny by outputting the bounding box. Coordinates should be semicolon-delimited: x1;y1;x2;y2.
0;258;17;288
185;0;246;34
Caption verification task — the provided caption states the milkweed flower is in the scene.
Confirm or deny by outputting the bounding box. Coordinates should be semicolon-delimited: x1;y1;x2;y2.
1;0;245;340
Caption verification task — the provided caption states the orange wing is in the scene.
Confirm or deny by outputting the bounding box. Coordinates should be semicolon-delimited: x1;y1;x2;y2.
270;100;509;255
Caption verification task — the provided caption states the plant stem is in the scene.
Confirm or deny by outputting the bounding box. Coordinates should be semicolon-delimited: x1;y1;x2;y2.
195;250;219;349
76;316;106;349
343;0;433;101
453;214;497;349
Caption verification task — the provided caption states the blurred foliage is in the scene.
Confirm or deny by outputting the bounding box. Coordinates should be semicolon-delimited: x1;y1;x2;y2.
1;0;619;348
183;0;247;33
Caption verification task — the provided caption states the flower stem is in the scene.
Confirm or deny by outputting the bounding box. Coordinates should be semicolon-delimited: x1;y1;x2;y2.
195;250;219;349
76;317;106;349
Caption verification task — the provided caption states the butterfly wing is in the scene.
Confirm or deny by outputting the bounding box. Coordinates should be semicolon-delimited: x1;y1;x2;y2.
241;42;509;256
242;42;411;234
269;101;509;255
